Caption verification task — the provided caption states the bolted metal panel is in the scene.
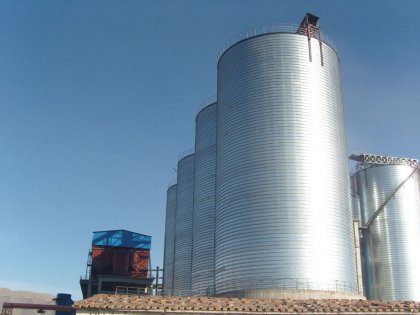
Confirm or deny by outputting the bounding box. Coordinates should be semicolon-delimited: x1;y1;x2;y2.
354;164;420;300
216;32;356;296
192;102;217;294
163;184;177;294
173;154;195;294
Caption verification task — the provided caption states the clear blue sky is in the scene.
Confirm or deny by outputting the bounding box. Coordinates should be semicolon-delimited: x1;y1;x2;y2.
0;0;419;301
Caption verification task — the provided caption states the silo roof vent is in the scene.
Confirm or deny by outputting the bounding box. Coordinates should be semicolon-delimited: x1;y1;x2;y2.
299;13;319;28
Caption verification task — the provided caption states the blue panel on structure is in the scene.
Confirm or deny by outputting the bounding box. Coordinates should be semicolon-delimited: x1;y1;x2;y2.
92;229;151;249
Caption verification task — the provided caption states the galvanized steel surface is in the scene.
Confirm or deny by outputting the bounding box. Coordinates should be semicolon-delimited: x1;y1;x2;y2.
173;154;195;294
351;174;361;220
163;184;177;294
192;103;217;293
217;24;337;61
354;164;420;300
216;32;356;295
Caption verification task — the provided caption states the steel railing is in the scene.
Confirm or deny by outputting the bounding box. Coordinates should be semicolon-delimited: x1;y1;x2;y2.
196;95;217;116
167;178;177;188
115;286;148;295
178;148;195;162
217;24;337;61
162;277;359;297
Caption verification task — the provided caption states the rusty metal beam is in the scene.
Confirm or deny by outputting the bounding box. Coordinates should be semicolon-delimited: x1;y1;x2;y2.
1;303;74;314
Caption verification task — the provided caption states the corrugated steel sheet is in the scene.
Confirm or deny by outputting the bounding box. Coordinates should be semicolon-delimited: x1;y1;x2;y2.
354;164;420;300
173;154;195;294
215;32;356;295
163;184;177;294
192;103;217;294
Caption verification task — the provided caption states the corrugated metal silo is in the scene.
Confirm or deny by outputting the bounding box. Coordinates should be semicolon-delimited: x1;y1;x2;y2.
192;100;217;295
215;16;357;298
173;153;195;295
351;153;420;301
163;183;177;295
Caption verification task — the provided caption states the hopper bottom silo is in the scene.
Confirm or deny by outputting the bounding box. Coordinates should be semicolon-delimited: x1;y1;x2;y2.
351;153;420;301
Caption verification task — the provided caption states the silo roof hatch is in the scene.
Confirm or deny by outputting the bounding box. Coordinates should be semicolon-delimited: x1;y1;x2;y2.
300;13;320;28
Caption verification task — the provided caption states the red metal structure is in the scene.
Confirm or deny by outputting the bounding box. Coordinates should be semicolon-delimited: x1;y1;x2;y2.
91;246;149;278
80;230;152;298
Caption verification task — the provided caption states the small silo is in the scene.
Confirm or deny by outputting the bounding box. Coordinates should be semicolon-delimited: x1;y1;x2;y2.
192;99;217;295
351;153;420;301
173;152;195;295
163;182;177;295
215;14;358;298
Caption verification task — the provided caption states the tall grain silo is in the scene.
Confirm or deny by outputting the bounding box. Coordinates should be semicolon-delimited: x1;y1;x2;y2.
215;14;358;298
163;183;177;295
173;152;195;295
351;153;420;301
192;99;217;295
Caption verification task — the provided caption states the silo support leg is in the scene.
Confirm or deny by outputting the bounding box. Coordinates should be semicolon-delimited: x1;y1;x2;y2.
353;220;364;295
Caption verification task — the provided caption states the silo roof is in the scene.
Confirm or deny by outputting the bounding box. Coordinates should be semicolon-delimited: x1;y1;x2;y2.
92;229;151;250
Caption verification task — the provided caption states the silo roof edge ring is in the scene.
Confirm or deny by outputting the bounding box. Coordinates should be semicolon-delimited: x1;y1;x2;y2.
178;150;195;163
216;24;338;66
167;179;177;189
195;95;217;118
